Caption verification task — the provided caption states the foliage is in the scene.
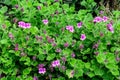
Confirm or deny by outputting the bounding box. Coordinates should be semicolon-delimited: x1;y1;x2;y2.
0;0;120;80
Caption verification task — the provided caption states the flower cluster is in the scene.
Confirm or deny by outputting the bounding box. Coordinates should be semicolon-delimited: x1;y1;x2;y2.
38;64;46;74
66;25;74;32
18;21;31;28
93;16;109;23
107;23;114;33
77;22;82;28
51;60;60;67
80;34;86;41
42;19;48;25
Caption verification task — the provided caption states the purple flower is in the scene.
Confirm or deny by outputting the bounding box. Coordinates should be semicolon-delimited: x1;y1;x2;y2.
80;34;86;41
64;42;69;47
55;48;61;53
51;60;60;67
13;18;18;23
9;33;14;39
61;57;66;62
100;32;104;37
25;23;31;28
33;76;38;80
55;10;59;14
42;19;48;25
66;25;74;32
52;43;57;47
70;70;74;78
71;53;75;58
15;44;18;51
93;43;99;49
102;16;109;22
18;21;31;29
15;5;19;9
116;57;120;61
99;10;104;14
37;6;41;10
77;22;82;28
107;23;114;33
61;66;66;71
38;68;46;74
79;44;84;49
38;64;45;68
94;52;99;56
93;16;102;23
32;56;36;60
18;21;25;27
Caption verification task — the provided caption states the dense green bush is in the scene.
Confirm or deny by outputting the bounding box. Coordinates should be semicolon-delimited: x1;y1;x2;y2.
0;0;120;80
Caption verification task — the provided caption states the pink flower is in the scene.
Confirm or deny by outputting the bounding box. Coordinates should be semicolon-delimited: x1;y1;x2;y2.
52;60;60;67
99;10;104;14
64;42;69;47
93;43;99;49
55;48;61;53
15;44;18;51
18;21;25;27
9;33;14;39
107;23;114;33
33;76;38;80
80;34;86;41
77;22;82;28
15;4;19;9
71;53;75;58
93;16;102;23
37;6;41;10
18;21;31;28
102;16;109;22
38;68;46;74
25;23;31;28
66;26;74;32
38;64;45;68
42;19;48;25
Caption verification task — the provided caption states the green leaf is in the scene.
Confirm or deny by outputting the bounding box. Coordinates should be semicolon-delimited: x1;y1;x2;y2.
57;77;65;80
105;63;118;70
85;62;90;69
9;50;15;53
94;68;104;76
0;6;8;14
25;76;33;80
62;4;69;10
106;53;116;63
30;27;38;34
74;68;83;78
1;77;7;80
0;39;8;44
47;53;56;61
96;53;106;63
23;67;32;75
37;54;45;61
87;72;95;78
5;20;11;27
66;69;74;78
80;0;87;7
110;69;119;76
76;60;84;69
69;58;76;67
